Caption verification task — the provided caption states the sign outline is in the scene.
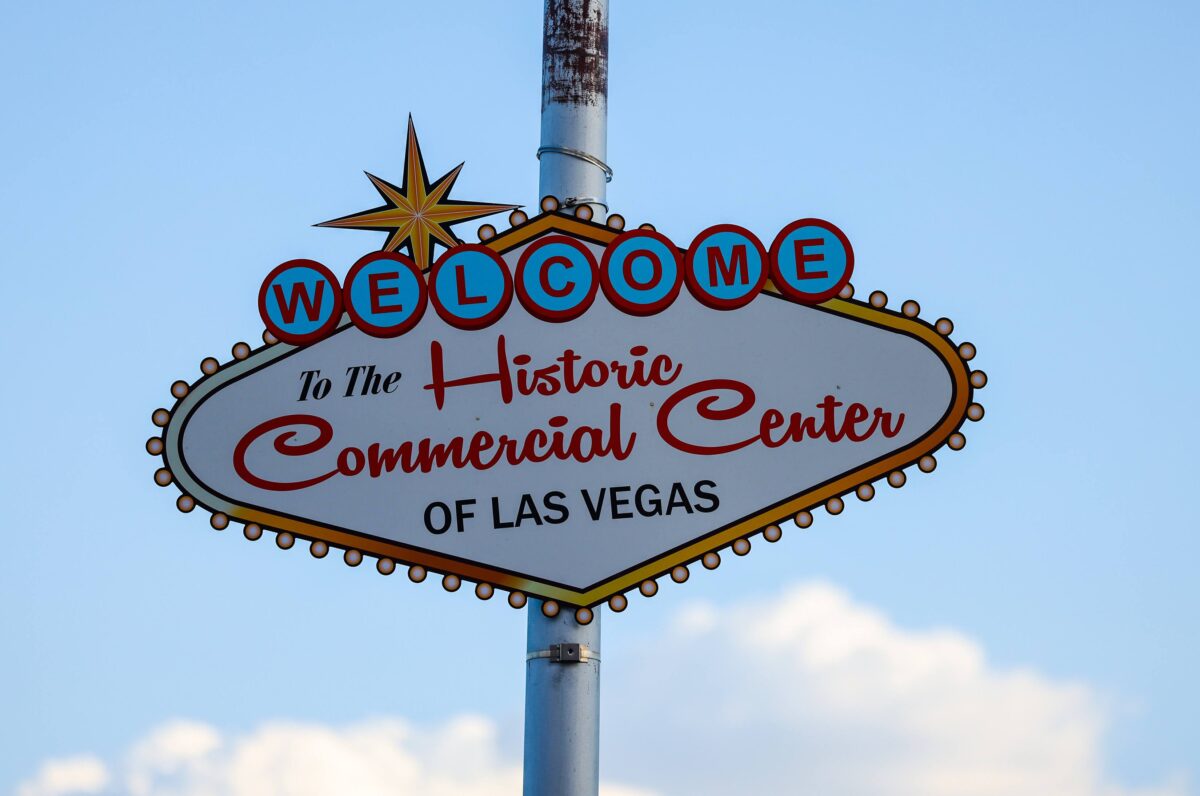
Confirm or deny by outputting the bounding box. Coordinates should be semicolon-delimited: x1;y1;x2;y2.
157;210;978;609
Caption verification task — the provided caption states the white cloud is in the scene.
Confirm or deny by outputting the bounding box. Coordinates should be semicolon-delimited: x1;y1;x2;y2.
604;582;1188;796
17;755;109;796
14;582;1187;796
16;715;652;796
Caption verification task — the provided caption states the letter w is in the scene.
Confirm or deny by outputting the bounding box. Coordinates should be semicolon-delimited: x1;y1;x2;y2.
272;280;325;323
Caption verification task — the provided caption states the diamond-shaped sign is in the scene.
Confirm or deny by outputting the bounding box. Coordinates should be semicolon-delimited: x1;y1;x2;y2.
152;210;982;611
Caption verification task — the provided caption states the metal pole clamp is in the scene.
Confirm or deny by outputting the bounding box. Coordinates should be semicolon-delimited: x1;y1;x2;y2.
527;643;601;664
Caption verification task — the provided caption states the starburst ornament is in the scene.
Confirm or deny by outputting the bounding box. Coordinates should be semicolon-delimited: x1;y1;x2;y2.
317;118;517;268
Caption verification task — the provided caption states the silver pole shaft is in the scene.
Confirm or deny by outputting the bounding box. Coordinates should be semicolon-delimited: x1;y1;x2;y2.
524;2;607;795
524;606;601;795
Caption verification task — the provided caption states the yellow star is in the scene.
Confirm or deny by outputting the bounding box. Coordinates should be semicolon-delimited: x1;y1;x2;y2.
317;117;517;269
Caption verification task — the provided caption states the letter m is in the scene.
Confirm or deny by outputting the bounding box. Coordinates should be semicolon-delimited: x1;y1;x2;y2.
707;245;749;286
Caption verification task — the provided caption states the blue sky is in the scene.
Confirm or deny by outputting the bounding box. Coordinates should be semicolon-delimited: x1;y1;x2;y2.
2;1;1197;794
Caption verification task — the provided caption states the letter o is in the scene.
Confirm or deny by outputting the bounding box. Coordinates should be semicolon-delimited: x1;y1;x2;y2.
337;447;365;476
424;501;452;534
600;230;682;316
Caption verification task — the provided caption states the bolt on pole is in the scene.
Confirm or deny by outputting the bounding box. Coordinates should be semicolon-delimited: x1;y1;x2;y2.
523;2;608;795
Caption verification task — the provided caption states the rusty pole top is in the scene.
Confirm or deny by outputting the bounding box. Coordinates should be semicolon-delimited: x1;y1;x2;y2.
537;0;610;214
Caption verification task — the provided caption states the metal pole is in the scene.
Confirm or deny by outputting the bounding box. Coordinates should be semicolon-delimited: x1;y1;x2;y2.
524;2;608;795
524;606;602;795
536;0;610;218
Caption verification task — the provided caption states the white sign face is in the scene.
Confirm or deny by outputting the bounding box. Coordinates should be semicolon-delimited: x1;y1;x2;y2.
159;214;976;607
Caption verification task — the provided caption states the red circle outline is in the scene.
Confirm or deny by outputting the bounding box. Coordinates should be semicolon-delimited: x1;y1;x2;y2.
768;218;855;305
683;223;769;311
515;235;600;323
599;229;683;317
257;259;343;345
342;251;427;338
428;244;513;331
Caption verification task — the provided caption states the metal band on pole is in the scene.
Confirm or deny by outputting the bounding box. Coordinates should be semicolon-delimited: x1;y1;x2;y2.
536;145;614;182
523;2;607;795
527;643;602;663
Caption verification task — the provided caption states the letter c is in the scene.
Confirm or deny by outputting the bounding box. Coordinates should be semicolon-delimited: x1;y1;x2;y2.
233;414;339;491
656;379;760;455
